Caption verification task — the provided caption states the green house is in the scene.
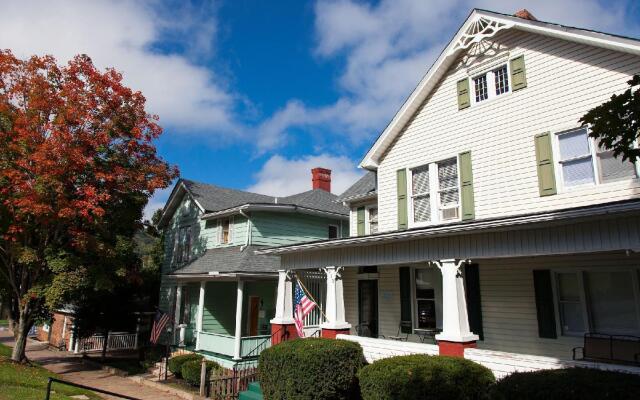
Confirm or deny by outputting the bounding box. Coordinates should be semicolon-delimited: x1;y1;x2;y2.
156;169;348;368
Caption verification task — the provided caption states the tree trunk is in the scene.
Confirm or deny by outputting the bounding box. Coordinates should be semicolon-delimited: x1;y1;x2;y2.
101;329;109;361
11;307;32;362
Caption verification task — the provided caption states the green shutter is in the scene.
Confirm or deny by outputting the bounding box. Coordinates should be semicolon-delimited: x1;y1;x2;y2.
399;267;412;334
464;263;484;340
510;55;527;91
534;132;557;196
533;270;558;339
459;151;475;220
457;79;471;110
356;207;366;236
397;169;408;230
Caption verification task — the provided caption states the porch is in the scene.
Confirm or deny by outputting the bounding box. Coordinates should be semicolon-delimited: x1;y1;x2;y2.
259;201;640;377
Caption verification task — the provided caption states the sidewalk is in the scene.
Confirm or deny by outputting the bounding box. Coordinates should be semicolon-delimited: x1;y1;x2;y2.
0;330;181;400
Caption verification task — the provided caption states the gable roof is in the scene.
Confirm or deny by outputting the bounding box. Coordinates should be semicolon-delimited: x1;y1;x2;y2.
360;8;640;169
336;172;377;203
158;178;349;227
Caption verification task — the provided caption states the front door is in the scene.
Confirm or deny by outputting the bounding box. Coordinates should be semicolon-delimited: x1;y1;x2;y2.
358;280;378;337
248;296;260;336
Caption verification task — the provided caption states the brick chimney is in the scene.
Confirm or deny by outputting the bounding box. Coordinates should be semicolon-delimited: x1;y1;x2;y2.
311;168;331;192
514;9;537;21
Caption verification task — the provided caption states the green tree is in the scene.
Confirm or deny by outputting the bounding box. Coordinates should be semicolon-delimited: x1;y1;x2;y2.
580;74;640;161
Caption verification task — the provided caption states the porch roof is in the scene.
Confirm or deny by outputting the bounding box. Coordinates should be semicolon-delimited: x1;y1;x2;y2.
170;245;280;275
255;199;640;255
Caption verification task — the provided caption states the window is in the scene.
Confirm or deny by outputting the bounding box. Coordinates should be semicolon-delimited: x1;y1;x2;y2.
411;165;431;223
409;157;461;225
494;65;509;95
220;219;231;244
556;127;637;188
473;74;488;103
555;269;640;336
437;158;459;220
415;269;439;329
368;207;378;234
183;227;191;263
175;227;187;265
472;64;510;104
328;225;339;239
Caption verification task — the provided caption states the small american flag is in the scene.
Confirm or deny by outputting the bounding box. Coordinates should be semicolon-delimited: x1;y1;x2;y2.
150;309;170;344
294;280;316;338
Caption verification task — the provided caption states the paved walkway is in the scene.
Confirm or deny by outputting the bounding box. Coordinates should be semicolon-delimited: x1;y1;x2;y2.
0;330;182;400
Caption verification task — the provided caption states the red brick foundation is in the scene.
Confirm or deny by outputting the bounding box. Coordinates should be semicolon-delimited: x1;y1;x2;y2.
320;328;350;339
271;323;298;344
438;340;477;357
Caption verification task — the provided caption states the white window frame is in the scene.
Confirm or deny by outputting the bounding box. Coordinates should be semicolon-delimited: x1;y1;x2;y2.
470;62;512;106
407;156;462;228
552;126;640;192
364;206;378;235
551;267;640;337
411;266;443;331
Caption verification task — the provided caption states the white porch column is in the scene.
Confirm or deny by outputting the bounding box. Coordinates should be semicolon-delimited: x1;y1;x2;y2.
270;270;296;342
233;280;244;360
195;281;206;351
173;285;183;344
320;266;351;338
434;259;478;356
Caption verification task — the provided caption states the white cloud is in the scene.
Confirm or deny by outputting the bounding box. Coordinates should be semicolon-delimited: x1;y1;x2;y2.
0;0;239;135
257;0;639;153
246;154;364;196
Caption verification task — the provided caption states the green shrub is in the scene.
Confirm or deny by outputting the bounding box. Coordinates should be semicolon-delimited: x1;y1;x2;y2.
258;338;366;400
492;367;640;400
181;359;222;387
358;354;495;400
167;353;201;378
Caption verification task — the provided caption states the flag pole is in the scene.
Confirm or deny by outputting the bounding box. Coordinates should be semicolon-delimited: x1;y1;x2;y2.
294;272;329;322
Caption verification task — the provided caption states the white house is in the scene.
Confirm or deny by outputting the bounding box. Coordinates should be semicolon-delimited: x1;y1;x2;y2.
257;9;640;378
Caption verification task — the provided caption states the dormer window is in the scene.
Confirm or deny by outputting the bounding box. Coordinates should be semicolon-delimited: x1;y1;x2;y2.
219;218;233;244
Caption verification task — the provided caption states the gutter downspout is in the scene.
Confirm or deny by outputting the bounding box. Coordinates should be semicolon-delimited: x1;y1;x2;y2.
240;207;252;251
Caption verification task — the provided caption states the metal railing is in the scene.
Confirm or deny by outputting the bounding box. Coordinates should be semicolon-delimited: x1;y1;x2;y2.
76;332;138;353
45;377;140;400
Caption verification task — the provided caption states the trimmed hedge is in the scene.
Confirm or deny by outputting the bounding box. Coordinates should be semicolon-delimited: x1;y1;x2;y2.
358;354;495;400
181;359;222;386
258;338;366;400
168;353;202;378
492;367;640;400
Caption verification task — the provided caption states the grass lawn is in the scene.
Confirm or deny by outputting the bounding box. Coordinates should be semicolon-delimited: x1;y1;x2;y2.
0;343;101;400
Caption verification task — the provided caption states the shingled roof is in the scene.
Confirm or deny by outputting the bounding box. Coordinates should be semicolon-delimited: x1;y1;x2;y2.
170;245;280;274
182;179;275;212
336;172;377;203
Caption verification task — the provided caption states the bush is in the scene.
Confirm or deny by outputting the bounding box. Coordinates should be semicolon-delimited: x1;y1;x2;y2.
181;359;222;386
167;353;202;378
492;367;640;400
358;354;495;400
258;338;366;400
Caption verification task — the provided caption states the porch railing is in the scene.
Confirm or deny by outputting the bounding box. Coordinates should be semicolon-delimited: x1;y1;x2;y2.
197;332;272;358
76;332;138;353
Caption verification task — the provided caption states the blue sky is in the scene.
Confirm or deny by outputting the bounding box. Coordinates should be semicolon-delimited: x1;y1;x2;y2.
1;0;639;218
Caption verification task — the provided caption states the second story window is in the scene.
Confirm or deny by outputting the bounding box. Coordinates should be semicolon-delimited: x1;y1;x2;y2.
328;225;339;239
174;226;191;266
410;157;461;226
368;207;378;234
556;127;637;189
220;219;231;244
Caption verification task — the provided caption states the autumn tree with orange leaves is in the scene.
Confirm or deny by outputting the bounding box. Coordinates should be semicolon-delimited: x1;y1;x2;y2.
0;51;178;361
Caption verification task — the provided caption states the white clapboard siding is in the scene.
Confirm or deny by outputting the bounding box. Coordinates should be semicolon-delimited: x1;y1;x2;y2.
377;29;640;233
339;252;640;359
337;334;438;364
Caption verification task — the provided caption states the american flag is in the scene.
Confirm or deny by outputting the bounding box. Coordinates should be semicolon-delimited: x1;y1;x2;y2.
150;309;170;344
294;280;316;338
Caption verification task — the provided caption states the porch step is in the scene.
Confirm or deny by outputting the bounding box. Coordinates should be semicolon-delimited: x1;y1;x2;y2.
238;382;263;400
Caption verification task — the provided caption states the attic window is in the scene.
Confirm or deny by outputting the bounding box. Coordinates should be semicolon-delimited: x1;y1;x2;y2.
472;64;510;104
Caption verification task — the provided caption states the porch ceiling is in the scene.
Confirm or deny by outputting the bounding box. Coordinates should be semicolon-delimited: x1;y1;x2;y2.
255;199;640;269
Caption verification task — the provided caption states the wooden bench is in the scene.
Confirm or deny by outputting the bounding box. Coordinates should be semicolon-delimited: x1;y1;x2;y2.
572;333;640;365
